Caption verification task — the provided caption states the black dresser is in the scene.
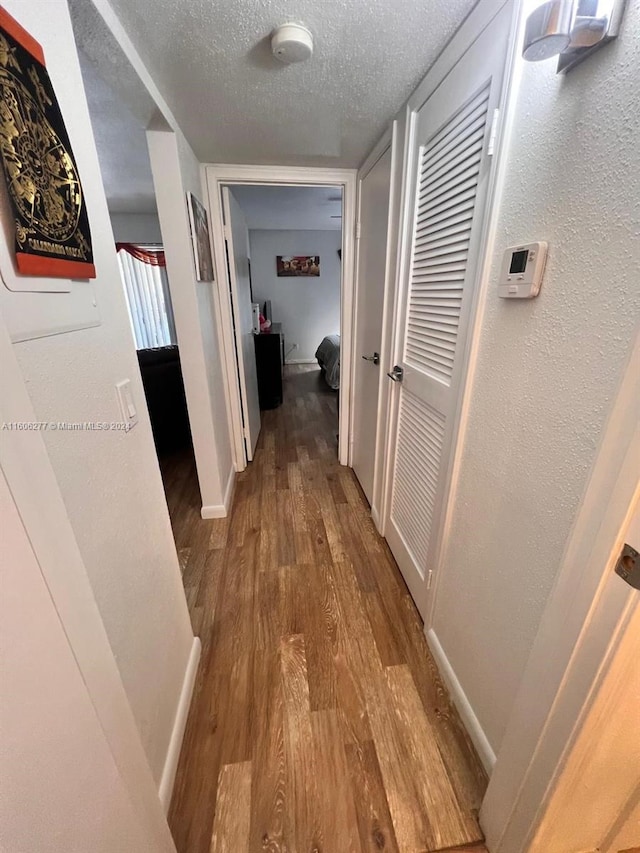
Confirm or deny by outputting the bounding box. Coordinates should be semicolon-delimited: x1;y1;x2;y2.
254;322;284;409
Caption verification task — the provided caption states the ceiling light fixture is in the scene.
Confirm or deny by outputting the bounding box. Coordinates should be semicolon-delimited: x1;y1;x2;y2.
271;23;314;64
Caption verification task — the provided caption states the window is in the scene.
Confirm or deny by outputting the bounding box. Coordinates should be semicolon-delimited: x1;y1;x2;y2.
116;244;177;350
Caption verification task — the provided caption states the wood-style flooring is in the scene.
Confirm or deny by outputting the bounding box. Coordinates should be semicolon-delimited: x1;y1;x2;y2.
162;365;488;853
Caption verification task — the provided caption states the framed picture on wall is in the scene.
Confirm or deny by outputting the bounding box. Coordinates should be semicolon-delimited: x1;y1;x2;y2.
0;8;96;282
276;255;320;277
186;192;214;282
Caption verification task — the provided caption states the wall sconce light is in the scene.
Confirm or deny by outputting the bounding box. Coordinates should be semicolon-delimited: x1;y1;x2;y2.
522;0;627;72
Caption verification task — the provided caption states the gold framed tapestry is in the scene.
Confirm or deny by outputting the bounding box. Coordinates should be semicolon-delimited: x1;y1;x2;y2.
0;7;95;278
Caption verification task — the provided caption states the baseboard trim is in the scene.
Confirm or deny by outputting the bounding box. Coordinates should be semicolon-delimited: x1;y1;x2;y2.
200;504;226;519
158;636;201;812
426;628;496;775
200;467;236;519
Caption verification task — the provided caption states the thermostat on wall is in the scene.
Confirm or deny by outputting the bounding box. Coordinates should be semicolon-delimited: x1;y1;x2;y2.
499;241;548;298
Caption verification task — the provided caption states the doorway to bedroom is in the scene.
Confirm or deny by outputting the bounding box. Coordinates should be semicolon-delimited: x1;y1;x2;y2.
207;174;353;472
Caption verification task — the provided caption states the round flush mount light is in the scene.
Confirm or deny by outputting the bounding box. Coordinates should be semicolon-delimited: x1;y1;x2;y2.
271;23;313;64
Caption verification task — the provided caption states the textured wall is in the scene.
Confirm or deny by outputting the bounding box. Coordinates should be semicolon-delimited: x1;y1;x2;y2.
249;229;342;362
3;0;194;784
432;11;640;754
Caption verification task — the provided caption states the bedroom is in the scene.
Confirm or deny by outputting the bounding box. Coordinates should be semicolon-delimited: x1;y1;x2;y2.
222;184;344;460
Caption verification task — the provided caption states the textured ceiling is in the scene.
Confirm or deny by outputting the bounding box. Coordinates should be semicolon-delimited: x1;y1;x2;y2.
103;0;477;168
231;185;342;230
79;52;157;214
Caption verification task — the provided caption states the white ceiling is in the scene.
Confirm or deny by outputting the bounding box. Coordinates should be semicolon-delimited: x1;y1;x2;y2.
78;51;157;214
231;185;342;230
101;0;477;168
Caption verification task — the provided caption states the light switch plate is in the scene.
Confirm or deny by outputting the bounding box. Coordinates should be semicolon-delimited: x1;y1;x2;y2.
115;379;138;430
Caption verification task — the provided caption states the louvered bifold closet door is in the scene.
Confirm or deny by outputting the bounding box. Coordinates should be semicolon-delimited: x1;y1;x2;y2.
406;86;490;385
385;67;499;618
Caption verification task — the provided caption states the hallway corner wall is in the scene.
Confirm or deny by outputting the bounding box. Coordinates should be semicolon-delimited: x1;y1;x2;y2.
76;0;234;513
430;1;640;757
147;127;233;513
0;0;194;785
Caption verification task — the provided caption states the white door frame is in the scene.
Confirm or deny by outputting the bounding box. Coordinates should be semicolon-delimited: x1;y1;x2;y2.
422;0;522;632
526;570;640;852
204;165;357;471
380;0;520;621
353;124;397;524
480;331;640;851
376;0;514;543
221;186;261;462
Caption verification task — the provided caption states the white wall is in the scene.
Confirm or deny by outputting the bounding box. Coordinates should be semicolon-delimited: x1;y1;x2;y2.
431;8;640;756
1;0;194;785
80;0;234;516
249;229;342;362
110;211;163;243
0;469;175;853
148;128;233;512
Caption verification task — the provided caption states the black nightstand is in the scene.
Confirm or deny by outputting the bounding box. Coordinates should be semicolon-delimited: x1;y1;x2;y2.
254;322;284;409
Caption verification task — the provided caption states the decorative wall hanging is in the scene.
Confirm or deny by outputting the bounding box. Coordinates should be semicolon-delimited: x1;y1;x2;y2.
0;8;95;279
276;255;320;277
186;192;214;282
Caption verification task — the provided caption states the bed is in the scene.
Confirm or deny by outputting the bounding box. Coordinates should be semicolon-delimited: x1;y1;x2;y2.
315;334;340;390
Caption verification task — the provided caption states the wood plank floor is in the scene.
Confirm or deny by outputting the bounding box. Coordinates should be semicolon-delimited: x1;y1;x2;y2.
163;365;488;853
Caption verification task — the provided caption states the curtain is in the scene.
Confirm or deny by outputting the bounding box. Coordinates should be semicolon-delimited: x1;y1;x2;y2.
116;242;166;266
116;245;177;350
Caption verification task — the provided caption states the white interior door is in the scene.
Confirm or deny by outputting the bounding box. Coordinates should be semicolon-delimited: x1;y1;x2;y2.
385;13;509;618
352;146;393;505
222;186;261;461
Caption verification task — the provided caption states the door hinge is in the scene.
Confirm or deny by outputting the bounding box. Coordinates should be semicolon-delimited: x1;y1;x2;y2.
487;108;500;157
355;220;361;240
427;569;433;590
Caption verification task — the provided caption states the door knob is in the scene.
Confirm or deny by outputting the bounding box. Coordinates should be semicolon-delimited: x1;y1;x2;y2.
362;352;380;365
387;364;404;383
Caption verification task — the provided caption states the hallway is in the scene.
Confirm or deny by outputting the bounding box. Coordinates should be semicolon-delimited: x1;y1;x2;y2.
166;366;488;853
